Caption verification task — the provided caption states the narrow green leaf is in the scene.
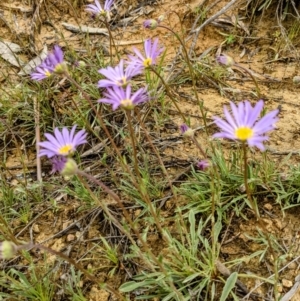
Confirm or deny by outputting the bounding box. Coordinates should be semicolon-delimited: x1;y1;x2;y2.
119;280;149;293
182;272;201;283
219;272;238;301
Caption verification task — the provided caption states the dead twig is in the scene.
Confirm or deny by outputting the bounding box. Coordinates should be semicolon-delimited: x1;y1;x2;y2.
62;22;109;35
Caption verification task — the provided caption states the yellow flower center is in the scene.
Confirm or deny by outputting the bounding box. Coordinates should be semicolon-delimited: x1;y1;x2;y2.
54;63;66;74
143;58;152;67
119;77;127;86
235;127;253;140
120;99;134;110
58;144;73;155
45;70;52;77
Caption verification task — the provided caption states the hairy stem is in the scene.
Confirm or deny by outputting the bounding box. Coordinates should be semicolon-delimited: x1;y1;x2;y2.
103;19;120;64
242;143;279;300
149;66;186;122
125;110;141;179
158;25;209;133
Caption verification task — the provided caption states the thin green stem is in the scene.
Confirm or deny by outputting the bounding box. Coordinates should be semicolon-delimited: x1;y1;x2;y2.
125;110;141;179
242;143;279;300
103;19;120;63
158;25;209;133
136;110;187;236
191;136;207;159
148;66;187;122
242;143;257;215
76;173;141;250
210;167;216;275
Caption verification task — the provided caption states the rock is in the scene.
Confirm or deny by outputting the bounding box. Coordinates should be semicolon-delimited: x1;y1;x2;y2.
66;234;75;242
260;218;274;233
273;219;283;230
282;279;293;288
32;224;40;233
263;203;273;211
88;286;110;301
75;231;83;241
287;262;297;270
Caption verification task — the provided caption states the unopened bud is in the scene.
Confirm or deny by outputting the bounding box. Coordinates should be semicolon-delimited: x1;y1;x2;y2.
293;76;300;85
179;124;194;137
217;54;235;67
196;160;210;171
61;158;78;177
54;62;68;74
0;241;17;259
157;15;165;23
143;19;158;30
50;156;78;176
75;60;86;68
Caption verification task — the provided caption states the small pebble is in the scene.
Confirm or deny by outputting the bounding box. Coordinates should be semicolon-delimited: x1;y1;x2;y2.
32;224;40;233
263;203;273;211
282;279;293;288
288;262;297;270
66;234;75;242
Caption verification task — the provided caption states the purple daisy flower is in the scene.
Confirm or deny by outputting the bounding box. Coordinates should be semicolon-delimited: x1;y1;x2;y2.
98;85;149;110
39;125;87;158
31;61;53;81
127;38;164;71
213;100;279;151
31;45;66;81
98;59;141;88
86;0;113;17
47;45;65;73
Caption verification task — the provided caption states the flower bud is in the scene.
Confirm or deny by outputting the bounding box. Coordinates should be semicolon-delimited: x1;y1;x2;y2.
75;60;86;68
143;19;158;30
50;156;78;176
0;241;17;259
157;15;164;23
293;76;300;85
180;124;194;137
54;62;68;74
61;158;78;177
216;54;235;67
196;160;210;171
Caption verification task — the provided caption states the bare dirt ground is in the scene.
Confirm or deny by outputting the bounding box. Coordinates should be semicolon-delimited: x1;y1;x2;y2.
2;0;300;300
